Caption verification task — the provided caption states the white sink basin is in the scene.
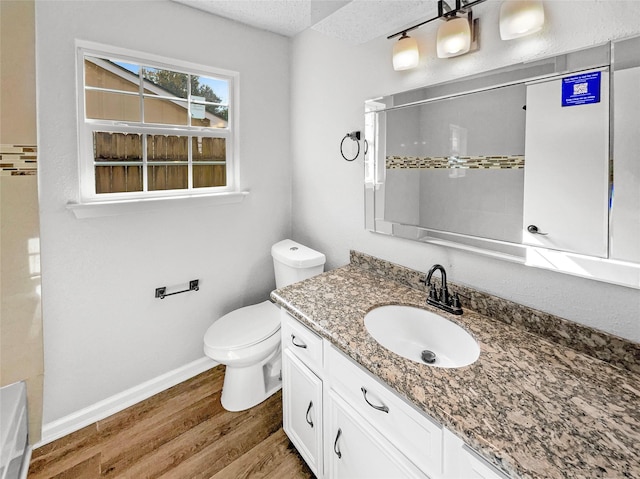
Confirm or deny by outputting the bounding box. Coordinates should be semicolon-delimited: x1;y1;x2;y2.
364;305;480;368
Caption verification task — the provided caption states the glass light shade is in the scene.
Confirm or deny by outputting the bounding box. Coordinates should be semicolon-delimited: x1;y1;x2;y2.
437;17;471;58
393;34;419;71
500;0;545;40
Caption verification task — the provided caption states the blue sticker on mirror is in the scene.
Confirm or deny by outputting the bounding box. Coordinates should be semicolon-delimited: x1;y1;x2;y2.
562;71;601;107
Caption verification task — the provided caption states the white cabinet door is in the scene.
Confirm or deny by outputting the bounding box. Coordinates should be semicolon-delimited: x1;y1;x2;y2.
282;349;323;477
326;391;427;479
523;69;609;257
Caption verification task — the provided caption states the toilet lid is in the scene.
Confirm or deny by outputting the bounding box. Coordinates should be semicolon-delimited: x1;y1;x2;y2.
204;300;281;350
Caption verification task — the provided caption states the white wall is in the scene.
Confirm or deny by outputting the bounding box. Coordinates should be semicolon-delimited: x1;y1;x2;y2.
291;1;640;342
36;0;291;423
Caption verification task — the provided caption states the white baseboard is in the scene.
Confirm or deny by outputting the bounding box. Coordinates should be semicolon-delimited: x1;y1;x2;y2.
37;357;218;448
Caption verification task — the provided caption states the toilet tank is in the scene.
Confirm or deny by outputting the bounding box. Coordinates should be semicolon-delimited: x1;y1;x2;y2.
271;239;326;288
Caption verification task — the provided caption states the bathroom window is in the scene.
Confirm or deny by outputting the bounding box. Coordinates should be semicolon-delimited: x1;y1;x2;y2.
77;43;237;202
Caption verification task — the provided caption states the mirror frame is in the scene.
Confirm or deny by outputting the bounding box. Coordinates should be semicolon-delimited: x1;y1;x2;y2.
364;39;640;289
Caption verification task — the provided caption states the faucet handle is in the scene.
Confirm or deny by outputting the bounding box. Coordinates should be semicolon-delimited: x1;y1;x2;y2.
428;284;439;301
451;292;461;308
440;284;450;305
450;292;463;314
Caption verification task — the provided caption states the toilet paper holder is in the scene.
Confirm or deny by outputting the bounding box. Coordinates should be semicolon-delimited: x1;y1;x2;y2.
155;279;199;299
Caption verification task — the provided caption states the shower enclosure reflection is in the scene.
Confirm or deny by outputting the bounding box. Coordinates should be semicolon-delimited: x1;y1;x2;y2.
383;83;525;244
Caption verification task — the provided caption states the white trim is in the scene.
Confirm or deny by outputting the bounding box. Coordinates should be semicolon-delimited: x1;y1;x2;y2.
525;247;640;289
84;57;228;126
75;39;239;203
66;190;249;219
36;356;218;448
76;39;239;82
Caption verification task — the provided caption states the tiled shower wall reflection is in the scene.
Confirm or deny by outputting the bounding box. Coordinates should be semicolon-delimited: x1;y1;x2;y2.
385;155;525;169
0;144;37;175
1;143;44;444
383;155;525;243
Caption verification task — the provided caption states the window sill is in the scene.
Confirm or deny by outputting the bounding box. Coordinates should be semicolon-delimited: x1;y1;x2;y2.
66;191;249;219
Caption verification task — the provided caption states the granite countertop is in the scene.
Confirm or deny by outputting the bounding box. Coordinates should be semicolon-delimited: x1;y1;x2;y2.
271;257;640;479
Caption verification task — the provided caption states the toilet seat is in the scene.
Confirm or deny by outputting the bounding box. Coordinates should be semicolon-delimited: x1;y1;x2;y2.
204;300;280;351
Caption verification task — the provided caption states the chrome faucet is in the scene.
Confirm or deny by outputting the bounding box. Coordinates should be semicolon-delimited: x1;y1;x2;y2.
422;264;463;315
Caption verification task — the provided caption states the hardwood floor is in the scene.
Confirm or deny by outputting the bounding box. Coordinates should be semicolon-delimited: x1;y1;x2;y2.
28;366;314;479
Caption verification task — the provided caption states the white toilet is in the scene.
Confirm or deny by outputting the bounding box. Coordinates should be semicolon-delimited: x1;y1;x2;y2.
203;239;326;412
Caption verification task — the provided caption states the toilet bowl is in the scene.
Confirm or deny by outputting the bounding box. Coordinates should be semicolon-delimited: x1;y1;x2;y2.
203;239;326;412
204;300;282;411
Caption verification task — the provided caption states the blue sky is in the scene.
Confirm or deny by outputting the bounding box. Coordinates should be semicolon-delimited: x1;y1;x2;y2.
114;60;229;104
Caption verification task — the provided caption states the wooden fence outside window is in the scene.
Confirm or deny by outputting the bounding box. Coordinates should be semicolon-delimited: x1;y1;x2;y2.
93;132;226;194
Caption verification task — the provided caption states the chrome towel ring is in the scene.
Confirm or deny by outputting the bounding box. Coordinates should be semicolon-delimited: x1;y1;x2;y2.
340;131;363;162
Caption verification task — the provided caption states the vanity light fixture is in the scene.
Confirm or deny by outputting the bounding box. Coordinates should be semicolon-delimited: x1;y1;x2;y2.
499;0;545;40
393;32;420;71
388;0;486;69
437;13;475;58
388;0;545;70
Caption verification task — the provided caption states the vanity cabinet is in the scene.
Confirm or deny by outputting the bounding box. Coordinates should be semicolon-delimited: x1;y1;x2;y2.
281;310;508;479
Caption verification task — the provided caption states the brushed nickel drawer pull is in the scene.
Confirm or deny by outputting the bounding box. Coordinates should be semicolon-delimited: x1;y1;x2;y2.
334;428;342;458
361;387;389;413
291;334;307;349
305;401;314;428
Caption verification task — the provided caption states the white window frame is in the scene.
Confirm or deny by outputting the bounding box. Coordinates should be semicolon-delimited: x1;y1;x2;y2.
75;40;240;205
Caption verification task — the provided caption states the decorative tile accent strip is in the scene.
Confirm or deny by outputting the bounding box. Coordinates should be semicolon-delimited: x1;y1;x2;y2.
386;155;525;170
350;250;640;373
1;144;37;176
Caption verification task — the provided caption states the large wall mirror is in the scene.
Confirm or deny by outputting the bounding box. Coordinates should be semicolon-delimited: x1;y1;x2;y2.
365;36;640;289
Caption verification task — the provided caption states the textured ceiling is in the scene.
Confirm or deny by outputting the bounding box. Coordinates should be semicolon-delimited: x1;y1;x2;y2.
172;0;439;44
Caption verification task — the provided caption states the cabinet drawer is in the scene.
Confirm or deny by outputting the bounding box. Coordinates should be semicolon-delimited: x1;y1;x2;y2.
281;310;323;376
327;344;443;477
